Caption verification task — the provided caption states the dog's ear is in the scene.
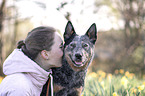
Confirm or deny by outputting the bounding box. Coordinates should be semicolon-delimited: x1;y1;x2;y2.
64;21;76;41
85;23;97;44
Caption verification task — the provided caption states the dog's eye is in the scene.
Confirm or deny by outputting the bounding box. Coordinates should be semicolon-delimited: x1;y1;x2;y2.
82;43;88;48
70;43;76;48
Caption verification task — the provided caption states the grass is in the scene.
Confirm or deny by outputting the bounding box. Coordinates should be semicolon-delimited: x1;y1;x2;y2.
82;69;145;96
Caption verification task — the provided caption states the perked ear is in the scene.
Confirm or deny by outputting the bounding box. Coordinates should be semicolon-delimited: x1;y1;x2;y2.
64;21;76;41
85;23;97;44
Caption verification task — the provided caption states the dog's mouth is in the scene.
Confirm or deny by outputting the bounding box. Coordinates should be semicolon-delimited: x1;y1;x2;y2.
71;60;84;67
70;57;86;67
68;54;87;67
74;61;84;67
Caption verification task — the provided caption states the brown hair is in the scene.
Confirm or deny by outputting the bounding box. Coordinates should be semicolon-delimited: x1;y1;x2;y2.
17;26;56;60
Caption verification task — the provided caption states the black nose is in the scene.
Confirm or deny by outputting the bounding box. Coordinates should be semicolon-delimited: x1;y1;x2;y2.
75;54;82;60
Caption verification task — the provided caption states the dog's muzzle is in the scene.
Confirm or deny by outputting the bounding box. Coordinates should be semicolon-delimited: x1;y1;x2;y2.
75;54;82;61
74;53;84;67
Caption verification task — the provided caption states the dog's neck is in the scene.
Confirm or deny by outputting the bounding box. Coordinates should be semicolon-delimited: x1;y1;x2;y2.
62;57;87;77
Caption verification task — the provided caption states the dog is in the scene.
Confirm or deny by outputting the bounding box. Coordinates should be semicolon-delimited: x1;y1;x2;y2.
41;21;97;96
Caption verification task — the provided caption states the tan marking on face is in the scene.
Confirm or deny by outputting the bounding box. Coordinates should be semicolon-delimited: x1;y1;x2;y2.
53;83;64;93
74;86;83;95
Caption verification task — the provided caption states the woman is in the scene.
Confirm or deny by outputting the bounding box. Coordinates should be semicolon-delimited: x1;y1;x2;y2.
0;26;63;96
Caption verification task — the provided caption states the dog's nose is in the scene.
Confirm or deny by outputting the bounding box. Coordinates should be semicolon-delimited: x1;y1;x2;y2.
75;54;82;60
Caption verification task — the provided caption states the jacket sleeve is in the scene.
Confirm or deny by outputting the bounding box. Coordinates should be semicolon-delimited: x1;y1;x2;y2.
0;88;31;96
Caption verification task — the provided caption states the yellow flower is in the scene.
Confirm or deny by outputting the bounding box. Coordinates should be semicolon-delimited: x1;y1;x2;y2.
129;73;134;79
89;72;98;78
107;73;112;82
143;82;145;86
120;69;124;74
125;71;130;77
113;92;118;96
98;77;102;82
115;69;119;74
97;70;106;78
131;88;137;94
125;71;134;79
97;70;103;75
101;72;106;78
138;85;144;91
121;76;128;88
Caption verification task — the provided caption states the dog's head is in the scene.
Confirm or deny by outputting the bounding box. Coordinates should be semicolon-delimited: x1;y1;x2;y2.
63;21;97;71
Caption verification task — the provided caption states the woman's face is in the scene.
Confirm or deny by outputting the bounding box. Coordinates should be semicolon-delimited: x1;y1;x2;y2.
47;32;63;68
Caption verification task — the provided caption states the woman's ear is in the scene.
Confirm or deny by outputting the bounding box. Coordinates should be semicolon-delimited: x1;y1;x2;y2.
41;50;49;60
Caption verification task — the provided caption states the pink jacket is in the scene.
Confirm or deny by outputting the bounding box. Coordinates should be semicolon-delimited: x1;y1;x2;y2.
0;49;51;96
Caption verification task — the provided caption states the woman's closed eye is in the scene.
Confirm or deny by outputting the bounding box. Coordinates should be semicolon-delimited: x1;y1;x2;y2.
59;42;64;50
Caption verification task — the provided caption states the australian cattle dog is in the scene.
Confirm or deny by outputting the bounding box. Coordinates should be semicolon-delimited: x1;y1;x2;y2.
41;21;97;96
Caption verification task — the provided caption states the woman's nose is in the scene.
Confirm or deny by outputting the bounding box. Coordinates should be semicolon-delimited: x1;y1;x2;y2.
60;50;63;57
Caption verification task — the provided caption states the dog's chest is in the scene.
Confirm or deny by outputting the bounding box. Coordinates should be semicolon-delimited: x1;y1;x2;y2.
53;61;86;88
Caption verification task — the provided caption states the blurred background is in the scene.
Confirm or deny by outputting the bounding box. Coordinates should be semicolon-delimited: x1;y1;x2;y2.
0;0;144;78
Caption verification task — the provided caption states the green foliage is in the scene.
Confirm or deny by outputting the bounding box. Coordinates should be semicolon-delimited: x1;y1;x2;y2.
132;47;144;64
82;70;145;96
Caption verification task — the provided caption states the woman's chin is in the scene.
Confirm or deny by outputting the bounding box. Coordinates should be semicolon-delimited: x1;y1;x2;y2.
56;63;62;67
52;63;62;68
